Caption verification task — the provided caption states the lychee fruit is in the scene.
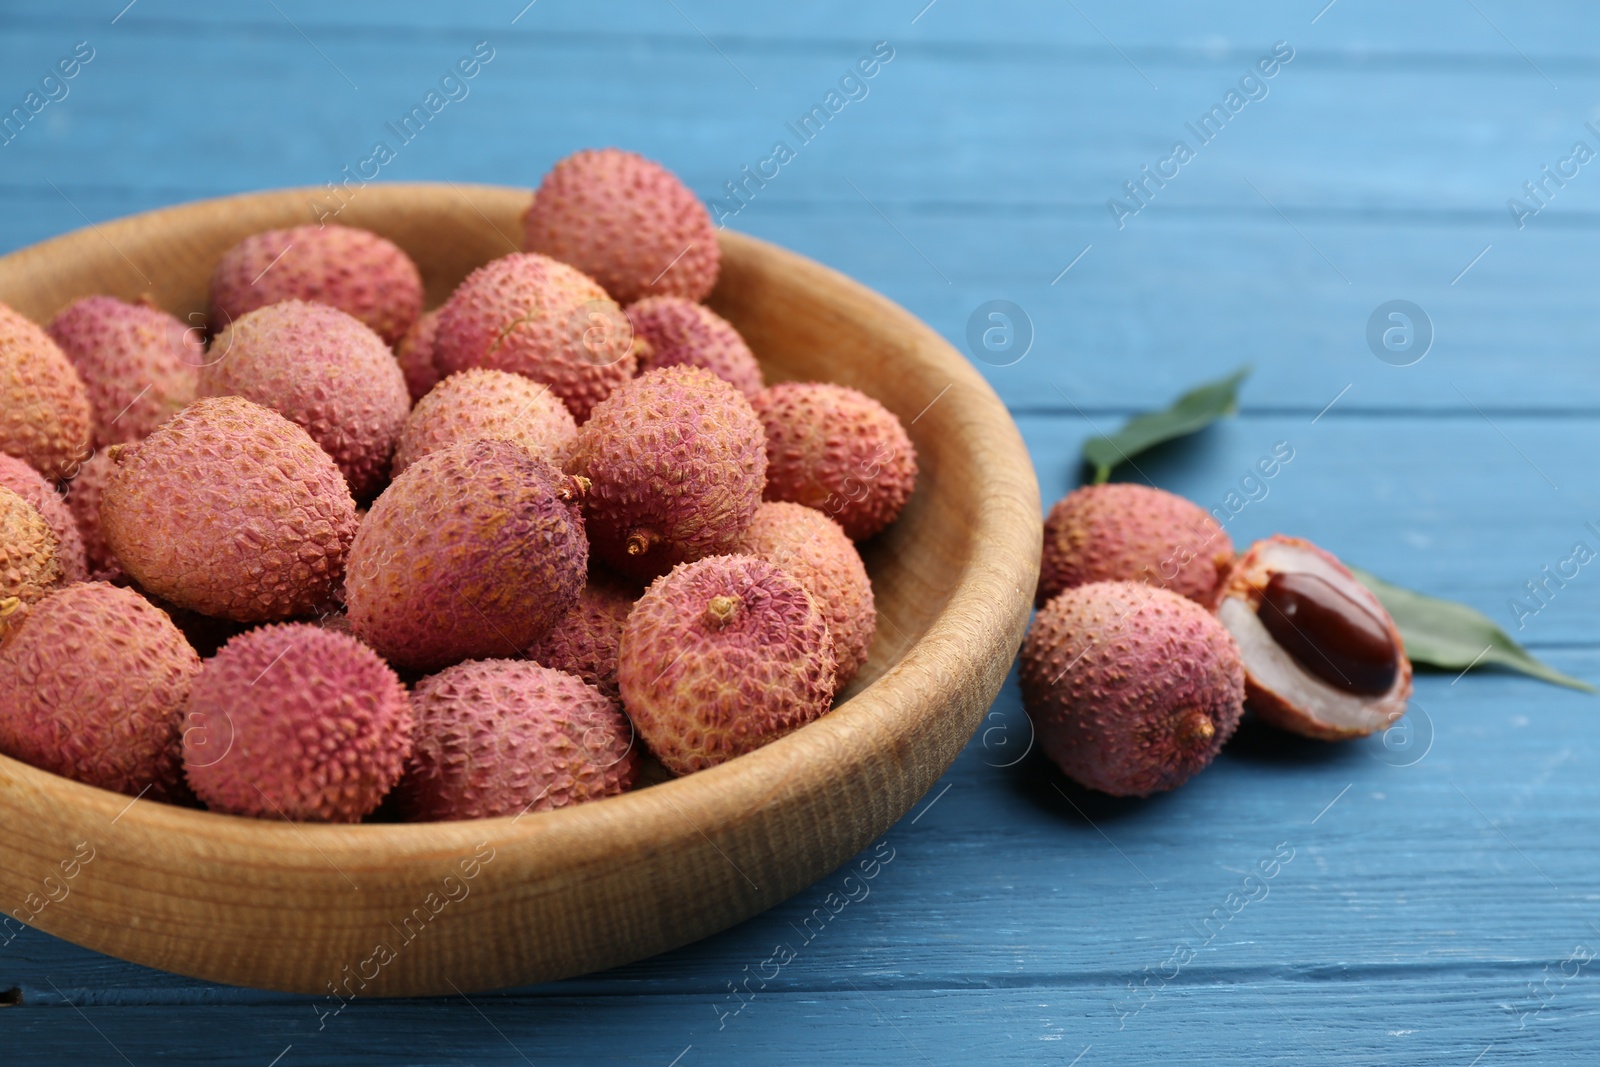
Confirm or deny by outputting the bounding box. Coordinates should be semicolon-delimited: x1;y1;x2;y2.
1038;483;1233;609
395;306;442;402
60;449;120;581
0;486;65;630
0;454;87;581
432;252;638;422
1020;581;1245;797
618;555;837;775
346;439;588;671
0;582;200;802
753;382;917;541
99;396;359;622
391;368;577;477
392;659;639;821
208;224;424;345
1215;535;1411;740
203;300;411;500
182;623;412;822
46;295;202;445
735;501;875;688
0;301;92;480
522;148;720;304
627;296;763;399
526;569;639;704
567;365;767;581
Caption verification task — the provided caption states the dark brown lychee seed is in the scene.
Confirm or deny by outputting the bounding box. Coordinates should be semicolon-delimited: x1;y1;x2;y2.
1257;571;1398;696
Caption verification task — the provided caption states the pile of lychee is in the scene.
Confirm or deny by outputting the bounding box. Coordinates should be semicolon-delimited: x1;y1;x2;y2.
1020;482;1412;797
0;148;918;823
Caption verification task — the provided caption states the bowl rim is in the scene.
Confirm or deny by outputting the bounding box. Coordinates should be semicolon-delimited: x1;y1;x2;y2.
0;183;1041;995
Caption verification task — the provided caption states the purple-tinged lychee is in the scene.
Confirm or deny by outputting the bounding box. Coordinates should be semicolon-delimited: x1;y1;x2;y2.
627;296;762;399
60;449;120;581
395;307;442;402
46;295;202;445
391;368;577;477
0;301;92;480
522;148;720;304
567;365;767;581
1020;581;1245;797
526;570;639;703
618;555;837;775
393;659;639;821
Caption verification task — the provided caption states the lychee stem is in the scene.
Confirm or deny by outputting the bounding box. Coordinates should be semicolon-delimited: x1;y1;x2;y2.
1176;710;1215;748
705;595;740;627
625;531;654;557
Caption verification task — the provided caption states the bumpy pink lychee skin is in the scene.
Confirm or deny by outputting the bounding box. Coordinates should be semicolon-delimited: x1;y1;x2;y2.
391;368;578;477
432;252;638;423
394;659;639;821
0;454;86;581
100;396;359;623
0;485;65;623
208;224;423;345
0;582;200;802
60;450;119;580
619;555;837;776
182;623;413;822
735;501;875;688
627;296;763;399
1020;581;1245;798
1039;483;1233;609
753;382;917;541
395;307;442;402
526;570;639;704
0;301;92;481
204;300;411;500
522;148;720;305
47;295;202;445
346;440;589;672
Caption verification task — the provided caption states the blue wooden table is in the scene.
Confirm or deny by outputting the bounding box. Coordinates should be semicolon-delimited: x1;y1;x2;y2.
5;2;1600;1062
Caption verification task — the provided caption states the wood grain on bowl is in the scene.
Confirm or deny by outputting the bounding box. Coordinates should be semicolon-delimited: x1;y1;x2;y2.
0;185;1041;996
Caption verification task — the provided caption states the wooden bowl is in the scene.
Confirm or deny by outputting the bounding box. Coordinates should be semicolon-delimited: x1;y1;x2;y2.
0;185;1040;995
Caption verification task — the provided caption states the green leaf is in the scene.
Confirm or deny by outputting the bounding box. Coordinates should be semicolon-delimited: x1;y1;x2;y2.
1350;566;1595;693
1082;366;1251;484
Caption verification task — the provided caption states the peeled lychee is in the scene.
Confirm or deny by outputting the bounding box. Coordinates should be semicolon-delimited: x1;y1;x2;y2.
753;382;917;541
346;439;588;671
522;148;720;304
0;582;200;801
100;396;359;622
182;623;412;822
46;295;201;445
0;301;92;480
391;368;577;477
395;307;442;402
432;252;638;422
526;570;639;703
1020;581;1245;797
393;659;639;821
627;296;762;399
618;555;837;775
204;300;411;500
1039;484;1233;609
0;486;64;628
735;501;875;688
567;366;767;581
0;454;86;581
1215;535;1411;740
208;224;423;345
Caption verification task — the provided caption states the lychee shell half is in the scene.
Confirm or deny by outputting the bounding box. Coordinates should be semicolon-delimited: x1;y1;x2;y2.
204;300;411;500
526;570;639;704
522;148;720;304
0;301;92;480
393;659;639;821
619;554;837;776
567;365;767;581
391;367;578;477
46;295;202;445
1020;581;1245;797
99;395;359;622
182;623;413;822
1038;483;1233;609
753;382;917;541
208;224;424;345
0;582;199;802
346;439;588;671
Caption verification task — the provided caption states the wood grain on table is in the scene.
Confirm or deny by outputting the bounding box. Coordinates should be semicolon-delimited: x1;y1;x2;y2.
4;2;1599;1063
